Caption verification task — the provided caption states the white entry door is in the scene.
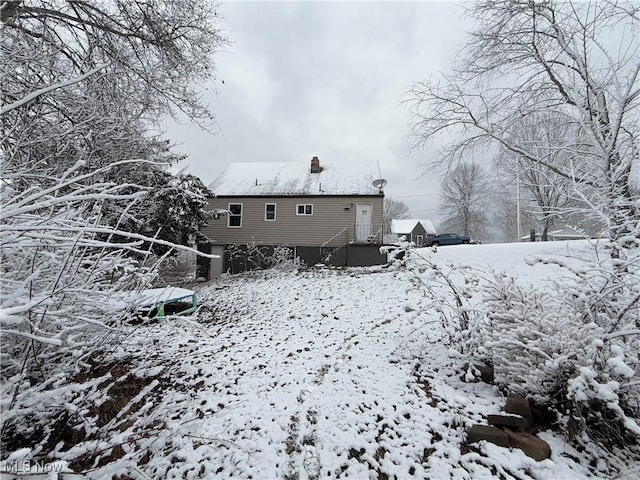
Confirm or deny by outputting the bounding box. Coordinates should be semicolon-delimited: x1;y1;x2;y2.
355;203;372;242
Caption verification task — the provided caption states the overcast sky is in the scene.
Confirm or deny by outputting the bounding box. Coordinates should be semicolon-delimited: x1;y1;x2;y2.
165;1;475;224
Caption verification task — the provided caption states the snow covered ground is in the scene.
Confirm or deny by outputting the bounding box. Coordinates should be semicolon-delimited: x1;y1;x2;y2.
6;240;638;479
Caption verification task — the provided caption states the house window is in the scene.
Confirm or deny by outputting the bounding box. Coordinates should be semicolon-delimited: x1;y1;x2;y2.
296;204;313;215
228;203;242;227
265;203;276;221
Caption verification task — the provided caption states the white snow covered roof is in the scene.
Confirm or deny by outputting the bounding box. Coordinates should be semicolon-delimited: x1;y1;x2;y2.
210;159;382;196
391;219;437;235
548;227;590;239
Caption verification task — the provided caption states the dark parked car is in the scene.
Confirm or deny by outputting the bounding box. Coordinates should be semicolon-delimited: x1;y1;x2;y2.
424;233;471;246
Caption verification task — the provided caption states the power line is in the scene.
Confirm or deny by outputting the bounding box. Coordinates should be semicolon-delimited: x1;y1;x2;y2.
390;193;440;199
411;208;440;213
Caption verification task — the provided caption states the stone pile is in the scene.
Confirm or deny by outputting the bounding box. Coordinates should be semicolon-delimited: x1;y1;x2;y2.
467;394;552;461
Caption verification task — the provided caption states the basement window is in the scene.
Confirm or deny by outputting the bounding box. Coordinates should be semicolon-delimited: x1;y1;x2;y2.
296;204;313;215
265;203;276;221
228;203;242;227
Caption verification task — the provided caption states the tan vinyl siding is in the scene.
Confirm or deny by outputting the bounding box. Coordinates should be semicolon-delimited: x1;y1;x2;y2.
201;196;383;246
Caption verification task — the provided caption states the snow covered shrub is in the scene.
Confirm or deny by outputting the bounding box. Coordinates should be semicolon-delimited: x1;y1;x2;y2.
543;242;639;445
152;249;197;282
379;235;414;265
0;168;134;454
226;242;300;274
386;245;484;355
1;0;225;468
269;245;302;271
479;275;602;404
476;254;640;447
0;162;209;462
1;163;152;346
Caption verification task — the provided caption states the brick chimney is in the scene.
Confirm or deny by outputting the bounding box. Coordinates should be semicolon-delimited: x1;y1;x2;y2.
310;156;322;173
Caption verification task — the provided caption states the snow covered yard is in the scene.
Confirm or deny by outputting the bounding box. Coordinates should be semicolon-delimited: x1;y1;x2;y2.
3;241;638;479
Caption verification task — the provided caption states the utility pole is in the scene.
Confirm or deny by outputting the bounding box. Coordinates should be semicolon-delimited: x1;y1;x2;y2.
516;161;521;242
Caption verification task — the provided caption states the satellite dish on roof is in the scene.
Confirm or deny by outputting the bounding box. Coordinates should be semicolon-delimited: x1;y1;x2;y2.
372;178;387;191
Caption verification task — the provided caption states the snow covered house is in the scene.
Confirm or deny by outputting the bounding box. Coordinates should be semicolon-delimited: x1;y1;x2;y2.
520;226;591;242
390;219;437;245
198;157;386;276
547;226;591;241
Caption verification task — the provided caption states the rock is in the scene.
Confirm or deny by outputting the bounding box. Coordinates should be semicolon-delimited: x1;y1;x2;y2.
487;413;525;429
461;363;494;384
504;429;552;461
476;363;494;383
504;395;532;428
530;402;556;427
461;363;480;383
467;424;510;448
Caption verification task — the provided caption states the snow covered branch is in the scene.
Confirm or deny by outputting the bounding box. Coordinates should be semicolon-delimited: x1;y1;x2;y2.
0;63;110;115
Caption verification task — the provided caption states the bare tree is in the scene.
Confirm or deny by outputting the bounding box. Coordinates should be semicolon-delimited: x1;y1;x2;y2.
490;164;544;242
1;0;226;248
1;0;224;125
1;0;226;181
383;198;411;234
407;0;639;258
439;162;492;241
493;113;578;240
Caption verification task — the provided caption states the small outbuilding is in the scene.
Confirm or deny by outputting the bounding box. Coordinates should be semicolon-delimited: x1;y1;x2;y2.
390;219;437;245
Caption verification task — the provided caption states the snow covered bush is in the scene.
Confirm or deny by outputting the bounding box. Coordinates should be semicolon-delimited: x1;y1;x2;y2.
479;275;601;402
473;248;640;447
379;235;414;266
226;242;300;274
101;167;220;256
1;162;151;340
151;249;197;282
1;0;225;469
0;161;211;463
269;245;302;271
396;245;482;350
392;236;638;451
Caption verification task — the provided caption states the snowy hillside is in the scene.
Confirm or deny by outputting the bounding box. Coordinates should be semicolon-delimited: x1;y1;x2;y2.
3;241;638;479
